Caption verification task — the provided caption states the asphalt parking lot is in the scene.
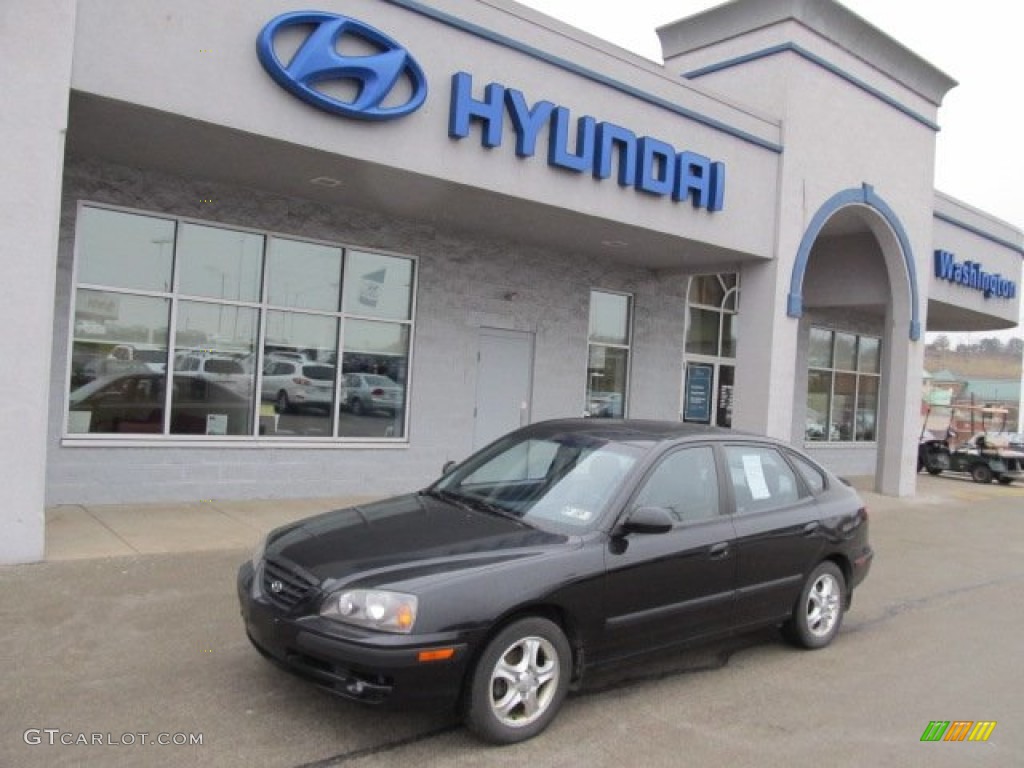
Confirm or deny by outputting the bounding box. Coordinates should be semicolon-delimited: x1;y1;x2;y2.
2;475;1023;767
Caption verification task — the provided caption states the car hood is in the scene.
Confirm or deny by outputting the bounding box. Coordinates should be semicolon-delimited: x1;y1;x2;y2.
266;493;568;583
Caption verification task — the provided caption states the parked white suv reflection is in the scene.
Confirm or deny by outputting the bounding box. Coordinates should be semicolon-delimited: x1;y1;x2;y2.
175;353;251;398
262;361;339;413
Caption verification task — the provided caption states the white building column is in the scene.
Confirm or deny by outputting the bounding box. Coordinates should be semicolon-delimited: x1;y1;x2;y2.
733;258;801;440
0;1;77;563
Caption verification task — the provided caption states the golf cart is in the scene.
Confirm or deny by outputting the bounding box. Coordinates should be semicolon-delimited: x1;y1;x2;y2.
918;404;1024;485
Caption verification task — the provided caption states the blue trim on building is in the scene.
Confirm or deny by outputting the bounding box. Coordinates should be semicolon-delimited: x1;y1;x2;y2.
381;0;783;154
934;212;1024;257
683;43;940;132
788;184;922;341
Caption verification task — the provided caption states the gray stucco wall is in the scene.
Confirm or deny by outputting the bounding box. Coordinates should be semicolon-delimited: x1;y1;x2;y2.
47;158;689;505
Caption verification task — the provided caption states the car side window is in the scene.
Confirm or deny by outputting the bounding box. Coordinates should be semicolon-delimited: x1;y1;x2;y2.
631;446;720;524
724;445;801;514
788;452;827;494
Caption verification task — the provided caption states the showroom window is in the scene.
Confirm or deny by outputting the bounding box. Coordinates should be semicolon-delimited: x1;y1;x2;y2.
805;328;880;442
586;290;632;418
66;204;415;441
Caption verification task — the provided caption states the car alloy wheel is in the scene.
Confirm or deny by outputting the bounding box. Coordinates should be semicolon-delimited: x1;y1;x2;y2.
785;561;846;649
465;617;570;744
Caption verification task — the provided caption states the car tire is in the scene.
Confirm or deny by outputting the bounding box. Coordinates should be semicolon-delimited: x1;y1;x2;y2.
463;617;571;744
971;464;993;484
784;561;846;650
926;467;943;476
275;391;291;414
350;398;365;416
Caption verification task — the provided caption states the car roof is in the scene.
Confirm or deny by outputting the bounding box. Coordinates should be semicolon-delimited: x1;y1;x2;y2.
520;418;768;446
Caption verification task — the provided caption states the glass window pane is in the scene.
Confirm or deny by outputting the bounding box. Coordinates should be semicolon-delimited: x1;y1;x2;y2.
723;288;738;312
856;375;879;441
77;207;175;292
808;328;833;368
688;275;725;307
586;345;628;418
176;223;264;302
343;251;414;321
261;312;339;437
632;446;719;523
266;238;342;312
686;307;719;355
67;372;168;435
858;336;881;374
830;372;856;442
724;445;801;514
789;453;826;494
588;291;630;345
68;291;171;434
172;301;258;435
340;320;410;438
834;332;857;371
721;312;737;358
806;370;831;441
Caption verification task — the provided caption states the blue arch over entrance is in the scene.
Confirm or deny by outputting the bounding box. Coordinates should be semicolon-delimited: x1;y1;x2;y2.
786;184;921;341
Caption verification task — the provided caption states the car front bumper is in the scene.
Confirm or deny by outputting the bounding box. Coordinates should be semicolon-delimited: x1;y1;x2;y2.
237;562;472;709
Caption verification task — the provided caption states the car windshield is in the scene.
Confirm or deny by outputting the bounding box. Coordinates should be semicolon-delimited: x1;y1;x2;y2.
432;432;643;533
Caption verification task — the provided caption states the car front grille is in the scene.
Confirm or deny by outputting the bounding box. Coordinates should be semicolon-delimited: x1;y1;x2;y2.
261;557;320;611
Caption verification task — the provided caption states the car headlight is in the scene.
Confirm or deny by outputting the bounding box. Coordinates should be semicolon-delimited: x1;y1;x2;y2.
320;589;418;634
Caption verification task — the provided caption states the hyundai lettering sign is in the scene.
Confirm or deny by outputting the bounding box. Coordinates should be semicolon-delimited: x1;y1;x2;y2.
257;11;726;212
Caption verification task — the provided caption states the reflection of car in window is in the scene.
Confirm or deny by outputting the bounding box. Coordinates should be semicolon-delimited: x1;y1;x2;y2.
344;373;404;416
175;353;251;398
261;361;340;413
67;372;251;435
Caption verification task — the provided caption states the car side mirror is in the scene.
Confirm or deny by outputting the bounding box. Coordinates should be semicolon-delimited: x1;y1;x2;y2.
620;506;674;535
441;460;457;476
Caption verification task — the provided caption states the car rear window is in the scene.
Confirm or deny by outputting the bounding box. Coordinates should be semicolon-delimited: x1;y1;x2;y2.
303;365;334;381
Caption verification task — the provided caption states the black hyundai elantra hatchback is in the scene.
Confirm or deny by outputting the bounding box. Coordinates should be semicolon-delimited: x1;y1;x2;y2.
238;419;873;743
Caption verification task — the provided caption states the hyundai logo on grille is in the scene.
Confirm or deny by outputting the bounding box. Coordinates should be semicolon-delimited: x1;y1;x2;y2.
269;580;284;594
257;11;428;121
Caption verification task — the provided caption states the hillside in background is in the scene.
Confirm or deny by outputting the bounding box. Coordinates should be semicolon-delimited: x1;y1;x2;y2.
924;335;1023;380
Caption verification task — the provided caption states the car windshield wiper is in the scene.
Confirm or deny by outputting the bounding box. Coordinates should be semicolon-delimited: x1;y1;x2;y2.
422;488;529;526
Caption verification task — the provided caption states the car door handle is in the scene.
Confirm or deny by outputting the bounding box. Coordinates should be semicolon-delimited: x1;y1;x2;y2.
708;542;731;560
802;522;821;536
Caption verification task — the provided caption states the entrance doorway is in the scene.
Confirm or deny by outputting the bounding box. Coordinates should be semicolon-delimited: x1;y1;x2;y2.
473;328;534;449
682;361;734;428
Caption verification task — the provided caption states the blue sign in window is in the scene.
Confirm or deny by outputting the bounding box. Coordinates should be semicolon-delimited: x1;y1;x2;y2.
683;363;714;423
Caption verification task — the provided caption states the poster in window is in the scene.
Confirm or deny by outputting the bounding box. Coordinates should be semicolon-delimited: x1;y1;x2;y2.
683;363;714;423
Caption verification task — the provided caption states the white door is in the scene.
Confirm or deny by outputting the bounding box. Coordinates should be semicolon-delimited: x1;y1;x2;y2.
473;328;534;449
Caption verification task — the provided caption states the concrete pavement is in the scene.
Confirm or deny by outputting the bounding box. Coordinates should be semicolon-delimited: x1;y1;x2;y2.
43;495;384;561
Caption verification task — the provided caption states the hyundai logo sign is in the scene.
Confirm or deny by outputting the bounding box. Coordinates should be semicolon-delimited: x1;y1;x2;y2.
257;11;428;121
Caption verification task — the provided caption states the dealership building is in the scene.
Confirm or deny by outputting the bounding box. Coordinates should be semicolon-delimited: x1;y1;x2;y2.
3;0;1021;563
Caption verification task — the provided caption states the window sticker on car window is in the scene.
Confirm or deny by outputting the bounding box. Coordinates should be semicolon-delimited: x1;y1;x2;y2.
742;454;772;500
